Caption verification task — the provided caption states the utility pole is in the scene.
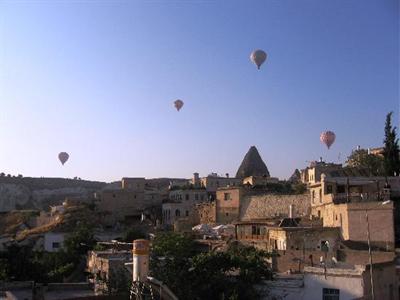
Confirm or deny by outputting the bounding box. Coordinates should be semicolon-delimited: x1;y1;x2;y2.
365;209;375;300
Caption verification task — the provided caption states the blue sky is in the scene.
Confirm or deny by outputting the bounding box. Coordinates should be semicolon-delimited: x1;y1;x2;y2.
0;0;398;182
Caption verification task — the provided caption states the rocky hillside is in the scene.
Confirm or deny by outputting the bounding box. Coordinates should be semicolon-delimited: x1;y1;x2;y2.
0;177;106;212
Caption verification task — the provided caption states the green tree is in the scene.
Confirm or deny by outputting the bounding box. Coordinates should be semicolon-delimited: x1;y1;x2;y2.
0;258;9;280
150;232;272;300
64;223;96;263
346;148;384;175
383;112;400;176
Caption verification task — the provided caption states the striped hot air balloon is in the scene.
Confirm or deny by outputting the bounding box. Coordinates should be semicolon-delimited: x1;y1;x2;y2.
320;131;336;149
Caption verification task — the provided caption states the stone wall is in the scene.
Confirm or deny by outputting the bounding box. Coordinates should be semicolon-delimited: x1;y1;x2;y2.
338;249;395;265
193;202;216;224
240;193;310;220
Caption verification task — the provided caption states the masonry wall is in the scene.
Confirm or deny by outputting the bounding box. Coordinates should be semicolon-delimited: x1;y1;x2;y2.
347;203;395;249
193;202;216;224
338;249;395;265
273;249;335;273
240;193;310;220
216;188;241;224
97;190;146;220
362;262;398;300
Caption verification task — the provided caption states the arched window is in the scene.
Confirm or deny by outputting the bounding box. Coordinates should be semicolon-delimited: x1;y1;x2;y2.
175;209;180;217
185;210;189;217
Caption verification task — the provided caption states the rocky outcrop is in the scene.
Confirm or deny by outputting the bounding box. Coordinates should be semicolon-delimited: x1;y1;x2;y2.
288;169;301;183
236;146;270;178
0;177;106;212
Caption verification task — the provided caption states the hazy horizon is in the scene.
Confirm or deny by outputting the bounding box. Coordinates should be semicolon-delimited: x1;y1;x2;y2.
1;0;398;182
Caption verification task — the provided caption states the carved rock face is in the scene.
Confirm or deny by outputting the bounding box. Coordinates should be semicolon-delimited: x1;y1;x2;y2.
236;146;270;179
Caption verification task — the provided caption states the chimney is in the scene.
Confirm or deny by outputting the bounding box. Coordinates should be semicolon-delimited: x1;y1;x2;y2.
132;239;150;282
289;204;295;219
193;172;200;187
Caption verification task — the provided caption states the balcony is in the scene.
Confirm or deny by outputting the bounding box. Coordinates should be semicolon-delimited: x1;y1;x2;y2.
332;190;390;204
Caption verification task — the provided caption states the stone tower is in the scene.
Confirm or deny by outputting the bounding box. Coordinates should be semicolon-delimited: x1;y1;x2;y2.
236;146;270;178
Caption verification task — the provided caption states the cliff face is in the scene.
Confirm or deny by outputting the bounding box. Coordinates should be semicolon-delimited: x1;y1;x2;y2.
0;177;106;212
236;146;270;178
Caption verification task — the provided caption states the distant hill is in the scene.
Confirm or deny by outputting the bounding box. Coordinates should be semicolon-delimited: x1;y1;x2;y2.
0;176;188;212
0;176;106;212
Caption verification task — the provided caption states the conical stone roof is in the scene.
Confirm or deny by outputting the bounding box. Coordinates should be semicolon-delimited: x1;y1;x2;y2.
288;169;301;183
236;146;270;178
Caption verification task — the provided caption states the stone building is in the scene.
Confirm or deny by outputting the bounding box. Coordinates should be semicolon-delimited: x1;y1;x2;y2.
86;249;132;293
309;174;400;250
300;160;342;185
97;178;162;222
242;176;279;187
190;172;242;198
192;186;310;225
162;188;208;226
215;187;243;224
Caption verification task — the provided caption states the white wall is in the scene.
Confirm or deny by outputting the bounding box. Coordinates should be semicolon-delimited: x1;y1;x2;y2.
44;232;65;252
303;272;364;300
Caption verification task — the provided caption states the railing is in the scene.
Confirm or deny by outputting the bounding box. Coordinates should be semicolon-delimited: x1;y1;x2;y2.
332;191;390;204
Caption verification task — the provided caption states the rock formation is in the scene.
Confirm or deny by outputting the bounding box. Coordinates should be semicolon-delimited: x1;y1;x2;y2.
236;146;270;178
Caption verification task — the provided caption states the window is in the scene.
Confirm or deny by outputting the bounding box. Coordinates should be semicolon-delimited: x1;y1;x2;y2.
312;191;315;203
112;194;116;198
319;189;322;202
337;185;345;193
252;226;261;235
225;213;229;216
200;195;204;201
326;185;333;194
52;242;60;249
185;210;189;217
322;288;339;300
195;194;199;201
185;194;189;201
317;210;321;218
224;193;231;201
175;209;180;217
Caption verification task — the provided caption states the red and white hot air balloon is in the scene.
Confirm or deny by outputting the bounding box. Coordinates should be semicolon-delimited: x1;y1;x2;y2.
174;99;184;111
320;131;336;149
58;152;69;165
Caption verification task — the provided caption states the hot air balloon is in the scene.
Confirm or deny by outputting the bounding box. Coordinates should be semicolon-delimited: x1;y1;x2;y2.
250;49;267;69
58;152;69;165
320;131;336;149
174;99;184;111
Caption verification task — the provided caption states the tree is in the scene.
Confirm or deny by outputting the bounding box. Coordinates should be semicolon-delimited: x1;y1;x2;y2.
64;223;96;263
346;148;384;175
150;232;272;300
0;258;9;280
383;112;400;176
